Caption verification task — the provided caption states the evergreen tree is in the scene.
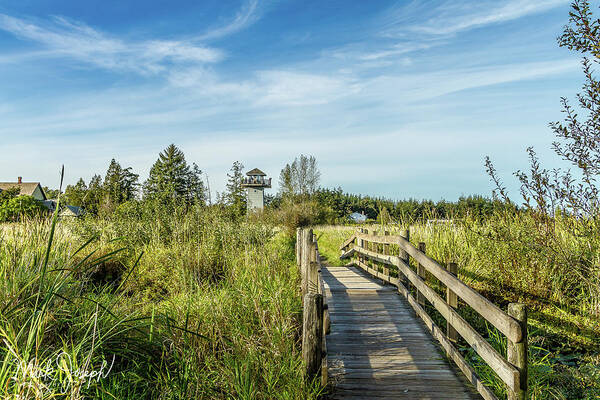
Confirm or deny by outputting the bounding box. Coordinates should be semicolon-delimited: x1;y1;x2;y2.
64;178;88;207
104;159;139;203
224;161;246;215
278;164;294;197
42;186;60;199
188;163;207;205
143;144;205;204
102;159;139;214
86;174;104;215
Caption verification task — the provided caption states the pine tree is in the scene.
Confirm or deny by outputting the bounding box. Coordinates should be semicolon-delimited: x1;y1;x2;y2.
143;144;205;204
188;163;207;205
104;159;139;205
225;161;246;215
64;178;88;207
278;164;294;197
86;174;104;214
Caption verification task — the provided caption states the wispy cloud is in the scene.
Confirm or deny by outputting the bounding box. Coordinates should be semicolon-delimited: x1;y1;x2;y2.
255;70;360;106
0;14;224;74
364;59;579;103
197;0;262;41
0;1;266;73
323;0;569;69
384;0;568;37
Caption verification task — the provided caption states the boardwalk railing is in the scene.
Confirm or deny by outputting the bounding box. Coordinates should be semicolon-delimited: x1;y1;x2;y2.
340;228;528;400
296;228;330;385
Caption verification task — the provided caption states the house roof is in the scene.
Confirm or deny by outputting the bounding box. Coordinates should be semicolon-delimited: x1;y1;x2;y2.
61;205;83;217
349;212;367;221
0;182;46;200
246;168;266;176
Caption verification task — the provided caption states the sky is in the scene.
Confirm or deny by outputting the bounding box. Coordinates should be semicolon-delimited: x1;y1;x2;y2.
0;0;587;200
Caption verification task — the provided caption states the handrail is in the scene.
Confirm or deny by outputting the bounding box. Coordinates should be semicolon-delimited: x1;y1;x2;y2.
354;232;522;343
339;233;356;251
296;228;328;386
340;228;528;400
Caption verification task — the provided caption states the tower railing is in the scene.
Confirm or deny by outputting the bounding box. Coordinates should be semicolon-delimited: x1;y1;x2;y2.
241;177;272;187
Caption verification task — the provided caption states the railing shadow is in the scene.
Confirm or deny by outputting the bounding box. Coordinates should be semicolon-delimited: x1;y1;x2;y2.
320;259;474;398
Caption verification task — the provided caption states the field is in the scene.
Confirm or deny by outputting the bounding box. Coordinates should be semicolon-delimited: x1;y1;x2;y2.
0;205;321;399
316;219;600;400
3;200;600;399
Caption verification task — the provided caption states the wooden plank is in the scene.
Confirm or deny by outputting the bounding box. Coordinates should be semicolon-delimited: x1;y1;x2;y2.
354;254;519;392
339;233;357;250
353;235;522;343
396;280;499;400
340;247;356;260
322;262;479;400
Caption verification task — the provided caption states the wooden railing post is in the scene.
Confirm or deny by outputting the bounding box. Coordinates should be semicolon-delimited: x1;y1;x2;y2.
302;293;323;381
382;230;390;278
417;242;426;306
360;228;369;264
446;262;459;343
301;228;313;296
307;237;319;294
400;228;410;288
296;228;302;268
371;229;377;271
507;303;528;400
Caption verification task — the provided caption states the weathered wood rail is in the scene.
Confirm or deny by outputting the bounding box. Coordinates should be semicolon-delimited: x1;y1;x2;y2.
296;228;330;385
338;227;528;400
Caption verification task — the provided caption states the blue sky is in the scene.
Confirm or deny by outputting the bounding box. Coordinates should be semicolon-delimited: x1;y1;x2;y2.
0;0;585;200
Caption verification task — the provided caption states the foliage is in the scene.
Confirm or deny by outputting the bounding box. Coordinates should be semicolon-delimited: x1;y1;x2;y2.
223;161;246;217
0;190;47;222
143;144;205;205
0;206;319;399
308;187;510;223
102;158;139;211
42;186;60;199
485;0;600;318
261;198;334;233
63;177;88;207
86;174;104;215
62;159;138;216
316;221;600;399
278;155;320;198
0;186;20;203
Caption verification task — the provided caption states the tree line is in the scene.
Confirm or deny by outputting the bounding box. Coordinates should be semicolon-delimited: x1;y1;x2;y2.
58;144;247;217
3;147;507;224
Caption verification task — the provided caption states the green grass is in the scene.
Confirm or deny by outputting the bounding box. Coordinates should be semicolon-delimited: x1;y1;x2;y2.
315;218;600;400
0;205;321;399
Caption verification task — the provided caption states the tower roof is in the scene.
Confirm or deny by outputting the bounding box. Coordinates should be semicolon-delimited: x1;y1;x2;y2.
246;168;266;176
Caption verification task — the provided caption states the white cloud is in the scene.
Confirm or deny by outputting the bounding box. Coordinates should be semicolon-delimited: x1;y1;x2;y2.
255;70;360;106
371;59;580;102
0;14;224;74
385;0;568;37
197;0;262;41
0;1;266;74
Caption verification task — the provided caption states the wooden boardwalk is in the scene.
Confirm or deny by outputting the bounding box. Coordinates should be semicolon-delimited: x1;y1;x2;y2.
322;264;477;399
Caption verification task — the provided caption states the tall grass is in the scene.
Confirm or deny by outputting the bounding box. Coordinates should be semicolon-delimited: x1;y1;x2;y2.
0;203;320;399
315;212;600;399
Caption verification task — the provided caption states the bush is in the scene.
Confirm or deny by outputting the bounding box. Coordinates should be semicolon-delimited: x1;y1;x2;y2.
261;198;335;233
0;194;47;222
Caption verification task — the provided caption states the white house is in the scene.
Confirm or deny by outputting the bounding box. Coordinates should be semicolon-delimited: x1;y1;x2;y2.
349;211;367;223
0;177;47;201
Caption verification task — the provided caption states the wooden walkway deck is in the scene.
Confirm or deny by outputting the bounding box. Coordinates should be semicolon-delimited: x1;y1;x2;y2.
322;264;478;399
